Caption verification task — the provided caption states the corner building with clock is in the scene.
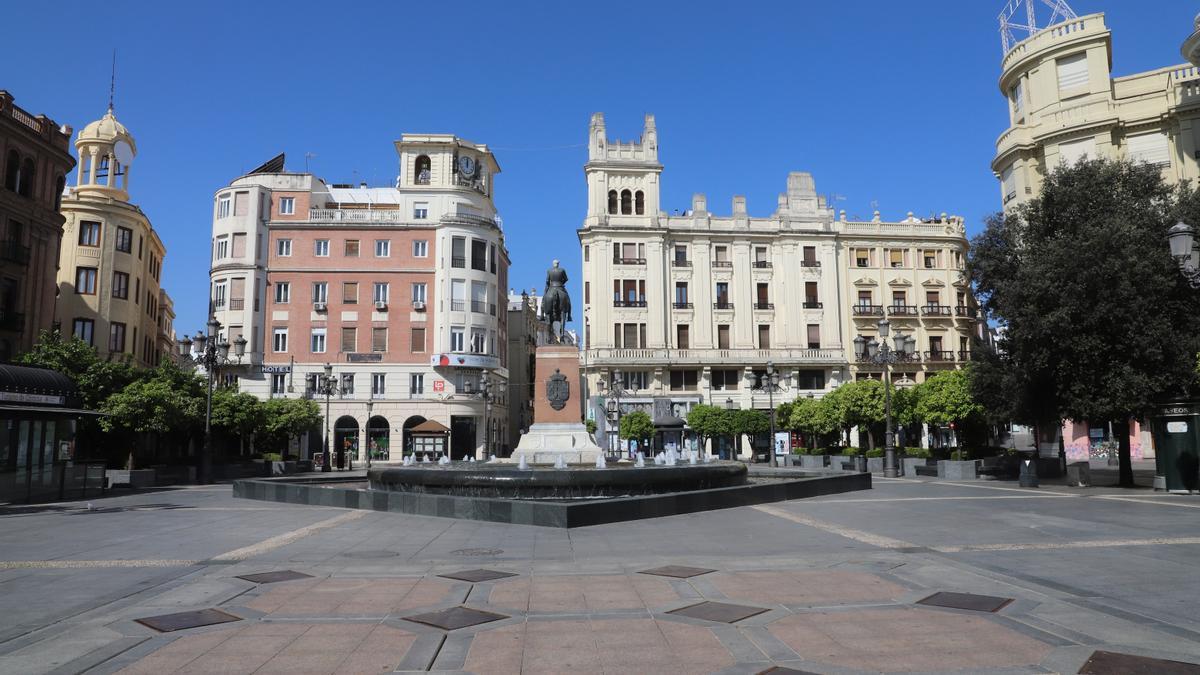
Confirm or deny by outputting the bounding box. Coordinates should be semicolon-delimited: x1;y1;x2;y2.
208;134;510;465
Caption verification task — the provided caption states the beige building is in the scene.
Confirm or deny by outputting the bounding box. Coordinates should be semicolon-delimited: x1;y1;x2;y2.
579;114;972;457
994;12;1200;207
56;108;172;367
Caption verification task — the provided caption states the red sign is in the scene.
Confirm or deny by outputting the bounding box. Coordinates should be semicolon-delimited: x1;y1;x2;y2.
432;380;445;392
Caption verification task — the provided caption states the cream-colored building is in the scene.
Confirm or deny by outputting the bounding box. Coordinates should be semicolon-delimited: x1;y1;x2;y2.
994;12;1200;207
57;108;171;368
579;114;973;456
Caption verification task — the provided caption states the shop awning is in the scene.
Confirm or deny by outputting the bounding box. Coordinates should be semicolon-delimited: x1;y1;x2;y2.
0;405;105;416
411;420;450;434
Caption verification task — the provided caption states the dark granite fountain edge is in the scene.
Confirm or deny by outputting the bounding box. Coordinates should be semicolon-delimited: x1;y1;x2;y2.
231;471;871;528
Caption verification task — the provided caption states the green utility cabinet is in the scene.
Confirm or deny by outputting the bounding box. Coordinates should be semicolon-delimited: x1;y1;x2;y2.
1150;400;1200;493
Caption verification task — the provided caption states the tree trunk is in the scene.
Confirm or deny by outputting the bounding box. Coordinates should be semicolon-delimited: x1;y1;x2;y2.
1113;417;1134;487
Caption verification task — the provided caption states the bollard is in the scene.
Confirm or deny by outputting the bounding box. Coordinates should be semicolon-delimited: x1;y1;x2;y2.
1019;456;1039;488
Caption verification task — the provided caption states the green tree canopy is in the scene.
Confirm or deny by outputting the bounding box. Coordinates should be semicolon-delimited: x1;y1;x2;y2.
259;398;322;453
730;409;769;437
619;410;655;445
686;404;732;444
915;369;983;428
17;330;137;409
210;388;266;438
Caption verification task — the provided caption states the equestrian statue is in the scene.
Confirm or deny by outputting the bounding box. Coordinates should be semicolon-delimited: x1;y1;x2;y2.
540;259;573;343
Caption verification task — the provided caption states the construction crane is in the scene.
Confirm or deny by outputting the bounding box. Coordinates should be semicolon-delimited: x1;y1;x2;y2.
998;0;1080;54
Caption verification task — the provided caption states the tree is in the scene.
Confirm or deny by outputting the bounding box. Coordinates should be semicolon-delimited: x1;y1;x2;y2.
584;418;597;436
687;404;726;452
730;409;769;454
260;398;322;455
17;330;137;410
788;397;838;450
971;158;1200;486
915;370;984;448
211;388;266;457
619;411;655;451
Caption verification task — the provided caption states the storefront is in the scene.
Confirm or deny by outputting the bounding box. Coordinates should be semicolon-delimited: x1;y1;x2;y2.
0;364;103;504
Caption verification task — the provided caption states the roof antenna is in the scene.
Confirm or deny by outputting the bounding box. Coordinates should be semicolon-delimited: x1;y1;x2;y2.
108;49;117;113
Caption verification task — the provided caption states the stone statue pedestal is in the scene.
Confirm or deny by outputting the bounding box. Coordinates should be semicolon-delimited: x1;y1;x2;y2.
511;344;603;464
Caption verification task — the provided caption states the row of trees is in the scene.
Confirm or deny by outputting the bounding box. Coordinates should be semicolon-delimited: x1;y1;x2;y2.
18;331;321;468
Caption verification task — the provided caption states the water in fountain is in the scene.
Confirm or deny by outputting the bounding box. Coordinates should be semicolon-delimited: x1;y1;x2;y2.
595;455;607;469
653;453;664;466
554;455;568;469
688;450;698;465
666;449;678;466
420;454;430;463
517;454;529;470
634;452;645;468
438;455;451;466
467;456;475;462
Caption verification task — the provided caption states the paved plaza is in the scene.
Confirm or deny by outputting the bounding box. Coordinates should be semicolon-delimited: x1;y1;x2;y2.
2;474;1200;674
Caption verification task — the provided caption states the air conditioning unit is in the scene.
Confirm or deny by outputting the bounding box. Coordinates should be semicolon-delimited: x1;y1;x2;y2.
375;301;388;311
412;301;426;311
313;302;327;312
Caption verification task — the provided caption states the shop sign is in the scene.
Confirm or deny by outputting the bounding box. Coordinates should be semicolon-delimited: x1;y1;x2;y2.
0;391;65;405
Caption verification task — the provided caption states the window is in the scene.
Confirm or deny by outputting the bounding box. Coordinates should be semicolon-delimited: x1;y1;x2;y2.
1010;80;1024;116
273;328;288;352
231;232;246;258
614;371;649;391
115;226;132;253
451;237;465;267
374;282;390;304
796;370;825;390
805;282;819;306
1128;132;1171;167
411;326;426;352
312;282;328;303
585;281;591;304
274;282;290;304
490;243;497;274
670;370;698;391
930;335;944;353
276;238;292;256
635;190;645;215
451;279;465;311
450;327;465;352
754;246;768;264
674;282;688;305
677;324;690;349
214;236;229;259
1001;165;1017;203
78;221;101;247
314;239;329;256
892;290;907;307
471;239;487;271
607;190;618;214
411;282;426;304
413;240;428;257
340;373;355;396
470;280;488;312
714;245;729;263
342;281;358;304
888;249;905;268
73;318;95;346
372;327;387;352
211;280;224;309
807;324;821;349
271;374;286;395
310;328;326;353
413;202;429;219
234;191;249;216
112;271;129;299
344;239;360;257
926;291;941;306
715;282;729;307
372;373;386;396
712;369;740;391
109;322;126;353
758;325;771;349
718;324;731;349
620;189;632;215
584;245;590;262
674;245;688;264
75;267;97;294
341;327;357;352
410;374;424;397
470;328;487;353
803;246;818;266
279;196;295;215
1058;136;1095;165
375;239;390;257
922;250;939;268
217;194;231;218
138;234;143;259
857;290;872;306
1056;52;1089;93
756;283;769;306
854;248;872;267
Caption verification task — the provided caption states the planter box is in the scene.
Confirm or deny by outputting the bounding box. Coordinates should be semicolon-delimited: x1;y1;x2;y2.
866;457;885;474
800;455;829;469
151;465;196;485
105;469;156;489
937;460;977;480
829;455;855;471
1066;461;1091;487
902;457;934;477
270;461;298;476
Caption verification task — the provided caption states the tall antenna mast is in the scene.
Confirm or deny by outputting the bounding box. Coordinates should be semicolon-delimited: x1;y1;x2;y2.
998;0;1079;54
108;50;117;112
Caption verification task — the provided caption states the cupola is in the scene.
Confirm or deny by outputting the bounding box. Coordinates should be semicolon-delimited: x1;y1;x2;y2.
74;107;137;200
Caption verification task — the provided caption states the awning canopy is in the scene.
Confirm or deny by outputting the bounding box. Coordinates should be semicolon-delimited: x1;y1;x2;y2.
411;419;450;434
653;415;686;429
0;405;105;416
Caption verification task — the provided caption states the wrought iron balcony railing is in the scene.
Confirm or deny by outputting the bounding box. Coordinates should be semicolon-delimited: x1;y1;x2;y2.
852;304;884;316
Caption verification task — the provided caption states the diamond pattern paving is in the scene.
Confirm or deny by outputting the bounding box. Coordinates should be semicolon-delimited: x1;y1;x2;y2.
404;606;509;630
236;570;313;584
638;565;715;578
916;591;1013;613
438;568;519;583
1078;650;1200;674
667;601;769;623
135;608;242;633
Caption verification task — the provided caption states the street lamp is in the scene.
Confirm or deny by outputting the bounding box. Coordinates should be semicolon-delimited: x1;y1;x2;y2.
853;319;916;477
596;371;632;459
177;318;246;484
478;373;493;459
364;397;374;469
725;396;735;460
1168;221;1200;288
316;363;341;472
756;360;783;467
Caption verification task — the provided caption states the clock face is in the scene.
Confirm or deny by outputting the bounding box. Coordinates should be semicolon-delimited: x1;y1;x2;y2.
458;155;476;177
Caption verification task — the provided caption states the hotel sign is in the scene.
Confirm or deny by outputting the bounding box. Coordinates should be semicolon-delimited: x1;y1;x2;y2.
260;365;292;374
0;391;66;406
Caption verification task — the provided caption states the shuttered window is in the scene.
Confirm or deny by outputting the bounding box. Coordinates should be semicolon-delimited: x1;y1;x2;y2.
411;327;425;352
1010;80;1024;115
231;233;246;258
1058;137;1095;166
341;327;356;352
1057;53;1089;92
1127;132;1171;167
372;327;387;352
1001;166;1016;202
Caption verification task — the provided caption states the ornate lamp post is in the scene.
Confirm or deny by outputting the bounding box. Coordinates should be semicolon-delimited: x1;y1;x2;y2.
317;363;341;472
478;373;493;459
1169;221;1200;288
756;361;783;467
596;371;632;459
725;396;736;460
364;397;374;469
177;318;246;484
853;319;916;477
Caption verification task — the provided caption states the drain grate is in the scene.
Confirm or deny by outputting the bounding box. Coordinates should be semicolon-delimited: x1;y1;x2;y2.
135;608;242;633
236;570;313;584
916;591;1014;613
757;668;822;675
438;569;518;583
341;550;399;559
1078;650;1200;674
404;606;509;630
639;565;715;579
668;601;769;624
450;548;504;557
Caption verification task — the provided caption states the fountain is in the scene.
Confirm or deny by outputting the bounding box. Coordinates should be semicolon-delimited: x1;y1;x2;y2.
634;452;645;468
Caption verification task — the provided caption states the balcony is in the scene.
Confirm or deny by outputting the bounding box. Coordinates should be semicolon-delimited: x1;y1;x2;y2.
0;240;30;265
801;260;821;268
888;304;918;316
955;305;976;318
753;302;774;310
672;259;691;267
213;298;226;309
672;302;693;309
921;304;953;317
0;309;25;332
712;261;733;268
586;347;845;366
451;256;466;268
451;300;465;312
307;208;404;223
614;300;647;308
229;299;245;311
471;300;487;313
958;350;973;362
713;302;734;310
852;304;884;316
752;261;772;269
803;301;823;309
925;350;956;362
613;257;646;265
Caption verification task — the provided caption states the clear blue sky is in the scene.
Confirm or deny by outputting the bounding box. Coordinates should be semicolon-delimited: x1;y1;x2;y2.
4;1;1193;334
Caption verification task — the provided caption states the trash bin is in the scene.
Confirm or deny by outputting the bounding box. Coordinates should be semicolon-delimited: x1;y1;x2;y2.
1149;400;1200;493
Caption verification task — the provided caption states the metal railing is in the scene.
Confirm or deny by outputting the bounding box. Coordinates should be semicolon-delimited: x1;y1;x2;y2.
925;350;956;362
852;304;884;316
613;257;646;265
672;259;691;267
752;261;772;268
451;300;465;311
586;347;845;365
887;305;919;316
614;300;648;308
753;302;774;310
712;261;733;268
672;302;693;309
471;300;487;313
451;256;466;268
955;305;975;317
713;302;734;310
801;260;821;267
922;305;953;316
229;299;245;311
803;301;823;309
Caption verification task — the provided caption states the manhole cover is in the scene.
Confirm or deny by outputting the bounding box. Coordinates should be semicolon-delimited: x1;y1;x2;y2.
916;591;1014;613
404;606;509;630
236;570;313;584
639;565;715;579
439;569;518;583
450;548;503;557
1079;650;1200;674
667;601;769;624
135;608;242;633
341;550;399;559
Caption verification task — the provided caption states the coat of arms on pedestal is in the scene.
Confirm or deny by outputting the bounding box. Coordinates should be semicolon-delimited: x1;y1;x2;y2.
547;369;569;411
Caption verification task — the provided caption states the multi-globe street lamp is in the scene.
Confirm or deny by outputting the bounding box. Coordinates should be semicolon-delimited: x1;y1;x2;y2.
755;361;783;467
1168;221;1200;288
853;319;916;478
177;318;246;484
316;363;342;472
596;372;632;458
478;373;493;459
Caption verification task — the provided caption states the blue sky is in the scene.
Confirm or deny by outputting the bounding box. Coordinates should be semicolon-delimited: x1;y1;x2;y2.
4;1;1194;333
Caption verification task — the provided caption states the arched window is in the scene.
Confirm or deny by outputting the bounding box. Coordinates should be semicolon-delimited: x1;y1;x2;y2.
635;190;645;215
18;158;34;197
3;151;18;192
414;155;431;185
95;156;109;182
620;189;632;215
54;175;65;210
607;190;618;214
